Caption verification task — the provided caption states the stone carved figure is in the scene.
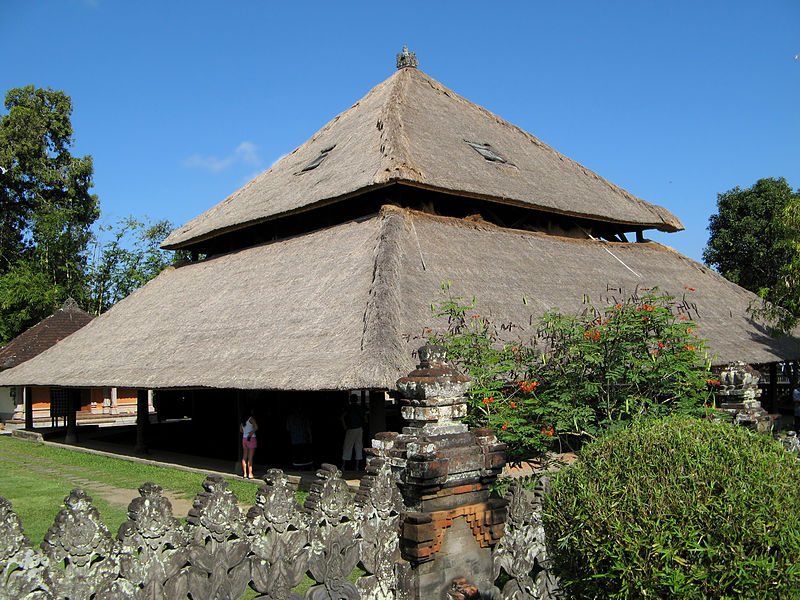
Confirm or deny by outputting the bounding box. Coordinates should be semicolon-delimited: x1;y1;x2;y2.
40;488;133;599
354;461;404;600
116;482;189;599
184;475;251;600
247;469;310;600
304;464;361;600
491;479;561;600
0;455;566;600
0;496;51;600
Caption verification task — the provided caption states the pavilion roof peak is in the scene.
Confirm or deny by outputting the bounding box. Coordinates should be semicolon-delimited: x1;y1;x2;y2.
162;64;683;250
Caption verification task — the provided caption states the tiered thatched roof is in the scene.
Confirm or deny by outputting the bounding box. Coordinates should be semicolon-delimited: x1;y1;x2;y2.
162;66;682;251
0;57;796;392
1;207;796;390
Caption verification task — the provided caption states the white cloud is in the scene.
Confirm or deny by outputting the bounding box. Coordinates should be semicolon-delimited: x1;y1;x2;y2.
183;141;262;173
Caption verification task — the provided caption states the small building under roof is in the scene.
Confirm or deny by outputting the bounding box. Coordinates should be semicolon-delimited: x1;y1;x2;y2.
1;49;798;462
0;299;92;423
0;299;142;427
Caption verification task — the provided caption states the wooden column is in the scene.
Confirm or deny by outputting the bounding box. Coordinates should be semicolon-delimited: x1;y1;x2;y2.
24;387;33;430
236;390;245;476
134;389;149;454
64;390;79;444
768;363;778;413
369;391;386;437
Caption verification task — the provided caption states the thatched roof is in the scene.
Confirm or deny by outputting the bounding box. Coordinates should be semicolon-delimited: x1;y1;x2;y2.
162;66;682;250
0;298;92;372
1;207;796;391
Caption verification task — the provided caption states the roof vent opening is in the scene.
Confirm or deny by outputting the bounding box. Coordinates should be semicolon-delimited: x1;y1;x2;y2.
300;145;336;172
465;140;507;163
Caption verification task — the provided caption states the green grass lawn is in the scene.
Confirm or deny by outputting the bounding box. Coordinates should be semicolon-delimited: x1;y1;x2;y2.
0;436;268;544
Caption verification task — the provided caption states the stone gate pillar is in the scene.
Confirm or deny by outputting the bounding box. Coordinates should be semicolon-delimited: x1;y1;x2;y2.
716;361;773;432
368;345;506;599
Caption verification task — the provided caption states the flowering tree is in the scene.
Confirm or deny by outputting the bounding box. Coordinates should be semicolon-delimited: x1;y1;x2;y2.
429;287;718;460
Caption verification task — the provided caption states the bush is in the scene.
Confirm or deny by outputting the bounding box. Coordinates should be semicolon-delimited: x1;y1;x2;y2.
544;416;800;599
429;287;717;459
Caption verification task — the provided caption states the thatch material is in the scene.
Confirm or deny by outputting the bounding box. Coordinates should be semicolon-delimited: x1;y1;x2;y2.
0;298;92;371
1;207;796;391
162;67;682;250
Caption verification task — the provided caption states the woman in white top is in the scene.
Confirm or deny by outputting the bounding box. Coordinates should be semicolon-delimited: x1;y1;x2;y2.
240;409;258;479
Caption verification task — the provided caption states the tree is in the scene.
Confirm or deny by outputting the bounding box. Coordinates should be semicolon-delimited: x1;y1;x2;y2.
753;191;800;333
0;86;99;343
702;177;798;295
87;216;180;316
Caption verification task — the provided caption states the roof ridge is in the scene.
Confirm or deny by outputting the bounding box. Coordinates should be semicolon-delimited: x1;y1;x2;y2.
358;207;407;378
375;68;424;183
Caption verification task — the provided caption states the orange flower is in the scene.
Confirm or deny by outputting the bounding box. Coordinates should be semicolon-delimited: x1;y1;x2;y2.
684;344;695;351
510;402;517;409
684;286;695;291
502;421;509;431
614;304;623;309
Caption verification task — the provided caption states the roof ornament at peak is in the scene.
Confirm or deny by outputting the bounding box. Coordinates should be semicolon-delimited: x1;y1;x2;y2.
396;46;418;69
61;297;81;312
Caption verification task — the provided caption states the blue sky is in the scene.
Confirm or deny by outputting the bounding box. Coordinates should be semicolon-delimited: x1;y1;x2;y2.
2;0;798;263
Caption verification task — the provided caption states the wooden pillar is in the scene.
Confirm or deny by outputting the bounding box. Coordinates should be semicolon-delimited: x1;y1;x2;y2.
24;387;33;430
236;390;245;476
768;363;778;413
369;391;386;437
134;389;149;454
64;389;79;444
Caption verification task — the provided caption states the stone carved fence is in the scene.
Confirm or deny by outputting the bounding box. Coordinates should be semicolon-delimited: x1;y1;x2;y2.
1;464;558;600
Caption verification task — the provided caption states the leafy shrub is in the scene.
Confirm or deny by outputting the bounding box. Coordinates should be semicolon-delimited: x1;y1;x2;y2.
544;416;800;599
430;287;717;459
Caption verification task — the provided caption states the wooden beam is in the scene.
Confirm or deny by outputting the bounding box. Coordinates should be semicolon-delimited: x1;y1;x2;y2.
24;387;33;431
64;389;79;444
768;363;778;413
134;389;149;454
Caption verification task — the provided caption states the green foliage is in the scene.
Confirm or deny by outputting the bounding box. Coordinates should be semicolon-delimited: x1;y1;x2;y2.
87;216;180;315
703;177;798;294
751;188;800;335
0;85;183;341
0;85;99;342
430;286;716;460
544;416;800;599
703;177;800;334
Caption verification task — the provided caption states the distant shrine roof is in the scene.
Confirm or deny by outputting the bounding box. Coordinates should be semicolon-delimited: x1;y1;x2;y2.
162;51;682;250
